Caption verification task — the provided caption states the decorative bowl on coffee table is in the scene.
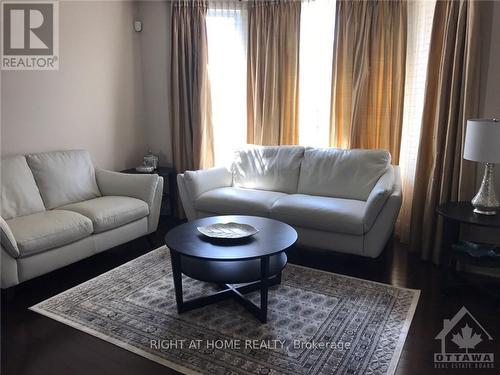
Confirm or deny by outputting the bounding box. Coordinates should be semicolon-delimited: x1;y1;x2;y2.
197;222;259;239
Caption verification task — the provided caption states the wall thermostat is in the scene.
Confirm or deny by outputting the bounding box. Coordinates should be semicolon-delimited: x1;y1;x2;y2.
134;21;143;32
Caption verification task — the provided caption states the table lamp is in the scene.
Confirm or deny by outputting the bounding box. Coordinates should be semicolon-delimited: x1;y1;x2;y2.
463;118;500;215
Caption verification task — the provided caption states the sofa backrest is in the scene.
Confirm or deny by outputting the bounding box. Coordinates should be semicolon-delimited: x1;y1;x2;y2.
297;148;391;201
232;146;305;194
0;155;46;220
26;150;101;209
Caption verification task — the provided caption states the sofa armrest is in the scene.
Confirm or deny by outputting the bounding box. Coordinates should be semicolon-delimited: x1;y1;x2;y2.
177;174;196;221
183;167;233;199
1;216;19;258
95;169;163;233
96;169;160;205
363;166;396;232
178;167;233;221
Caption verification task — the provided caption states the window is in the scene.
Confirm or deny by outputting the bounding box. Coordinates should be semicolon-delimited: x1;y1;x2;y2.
207;0;336;164
298;0;336;147
397;0;436;242
206;7;248;166
207;0;432;175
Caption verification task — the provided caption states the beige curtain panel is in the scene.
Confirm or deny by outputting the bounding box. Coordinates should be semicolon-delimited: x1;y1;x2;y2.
329;0;407;164
247;0;301;145
170;1;215;173
409;0;480;264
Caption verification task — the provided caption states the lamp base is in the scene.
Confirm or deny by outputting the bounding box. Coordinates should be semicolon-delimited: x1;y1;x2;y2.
473;208;497;216
471;163;499;215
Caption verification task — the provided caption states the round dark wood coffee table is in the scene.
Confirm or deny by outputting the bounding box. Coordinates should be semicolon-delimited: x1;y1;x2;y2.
165;215;297;323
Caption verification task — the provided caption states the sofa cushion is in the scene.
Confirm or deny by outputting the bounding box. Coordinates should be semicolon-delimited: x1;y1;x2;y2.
297;148;391;201
195;187;286;217
232;146;305;194
26;150;101;209
1;155;46;220
270;194;366;235
61;196;149;233
7;210;93;256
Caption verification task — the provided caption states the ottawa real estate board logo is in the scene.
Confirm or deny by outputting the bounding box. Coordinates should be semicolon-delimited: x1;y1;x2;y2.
1;1;59;70
434;306;495;370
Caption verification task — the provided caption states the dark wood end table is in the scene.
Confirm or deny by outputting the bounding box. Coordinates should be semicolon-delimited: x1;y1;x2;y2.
437;201;500;295
164;215;298;323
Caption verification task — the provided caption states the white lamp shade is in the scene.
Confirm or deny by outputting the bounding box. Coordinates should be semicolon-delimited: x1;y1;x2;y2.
463;119;500;163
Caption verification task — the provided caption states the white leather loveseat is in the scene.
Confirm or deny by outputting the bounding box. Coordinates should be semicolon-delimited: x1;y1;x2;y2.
1;150;163;288
178;146;402;258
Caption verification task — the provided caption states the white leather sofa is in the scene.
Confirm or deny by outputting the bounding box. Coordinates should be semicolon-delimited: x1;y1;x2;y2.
0;150;163;288
178;146;402;258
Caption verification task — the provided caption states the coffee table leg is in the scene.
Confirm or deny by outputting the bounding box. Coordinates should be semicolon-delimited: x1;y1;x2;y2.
170;250;184;313
169;252;279;323
260;256;270;323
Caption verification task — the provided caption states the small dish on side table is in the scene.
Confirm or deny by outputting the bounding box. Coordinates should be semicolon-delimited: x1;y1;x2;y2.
135;165;155;173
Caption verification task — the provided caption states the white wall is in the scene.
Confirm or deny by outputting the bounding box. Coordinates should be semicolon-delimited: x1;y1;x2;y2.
137;1;172;167
1;1;146;171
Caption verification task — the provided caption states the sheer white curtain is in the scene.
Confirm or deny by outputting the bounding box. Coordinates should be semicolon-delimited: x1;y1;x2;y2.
396;0;436;243
206;4;248;166
298;0;336;147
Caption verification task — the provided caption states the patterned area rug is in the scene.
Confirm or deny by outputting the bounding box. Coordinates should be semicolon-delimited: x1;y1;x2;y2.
31;246;419;375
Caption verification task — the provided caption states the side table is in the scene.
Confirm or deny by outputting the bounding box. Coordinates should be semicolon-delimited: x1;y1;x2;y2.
121;167;176;217
437;201;500;294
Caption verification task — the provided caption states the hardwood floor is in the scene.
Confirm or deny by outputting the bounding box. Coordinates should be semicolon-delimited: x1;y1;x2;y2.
2;217;499;375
